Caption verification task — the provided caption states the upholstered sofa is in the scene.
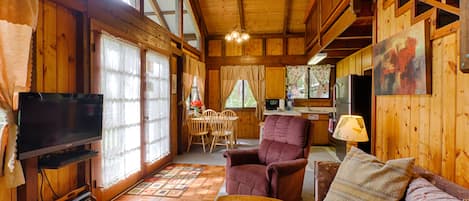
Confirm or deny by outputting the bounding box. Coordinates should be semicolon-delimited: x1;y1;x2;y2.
314;161;469;201
223;115;311;201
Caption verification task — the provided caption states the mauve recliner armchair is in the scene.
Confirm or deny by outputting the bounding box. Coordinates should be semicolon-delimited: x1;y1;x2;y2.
223;115;311;201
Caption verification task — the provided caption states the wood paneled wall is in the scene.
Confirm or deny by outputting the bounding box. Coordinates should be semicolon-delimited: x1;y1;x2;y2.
335;45;372;77
0;182;15;200
34;1;79;200
374;1;469;188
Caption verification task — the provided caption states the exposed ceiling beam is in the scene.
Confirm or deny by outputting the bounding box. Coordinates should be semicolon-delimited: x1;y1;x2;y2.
321;50;360;58
322;47;362;51
183;33;198;41
338;25;373;37
283;0;292;35
148;0;170;30
353;16;373;26
144;12;156;16
336;36;372;40
161;10;188;15
207;32;305;40
206;55;308;67
238;0;245;30
325;38;372;49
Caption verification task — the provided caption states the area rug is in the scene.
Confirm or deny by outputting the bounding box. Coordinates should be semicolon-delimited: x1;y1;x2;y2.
124;163;225;200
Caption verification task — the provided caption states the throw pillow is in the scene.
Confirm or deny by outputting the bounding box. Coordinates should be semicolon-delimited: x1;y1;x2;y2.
406;177;459;201
324;146;415;201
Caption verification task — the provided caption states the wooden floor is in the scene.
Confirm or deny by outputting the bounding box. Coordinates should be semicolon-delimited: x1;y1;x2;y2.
115;164;225;201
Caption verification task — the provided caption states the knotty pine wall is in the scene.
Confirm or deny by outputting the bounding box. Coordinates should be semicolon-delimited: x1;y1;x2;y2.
0;1;79;200
335;45;372;78
35;1;80;200
372;1;468;188
206;37;307;138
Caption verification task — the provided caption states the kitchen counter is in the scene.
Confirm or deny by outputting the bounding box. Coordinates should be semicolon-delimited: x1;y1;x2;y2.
294;107;335;114
263;109;302;116
263;107;335;116
263;107;334;146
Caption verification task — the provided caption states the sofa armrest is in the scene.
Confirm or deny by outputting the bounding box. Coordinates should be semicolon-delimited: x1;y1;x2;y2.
413;166;469;200
314;161;340;201
223;149;260;167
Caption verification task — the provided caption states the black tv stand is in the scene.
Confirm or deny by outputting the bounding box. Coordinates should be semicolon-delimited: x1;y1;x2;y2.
39;149;98;169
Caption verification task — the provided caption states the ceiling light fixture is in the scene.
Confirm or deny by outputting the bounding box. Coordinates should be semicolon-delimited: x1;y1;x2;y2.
308;52;327;65
225;29;250;43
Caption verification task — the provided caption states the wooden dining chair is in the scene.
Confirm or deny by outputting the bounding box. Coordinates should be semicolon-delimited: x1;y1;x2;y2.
209;114;233;153
202;109;218;117
221;109;238;145
187;117;210;152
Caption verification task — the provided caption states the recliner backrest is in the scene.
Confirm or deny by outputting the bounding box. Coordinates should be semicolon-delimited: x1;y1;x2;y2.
258;115;309;164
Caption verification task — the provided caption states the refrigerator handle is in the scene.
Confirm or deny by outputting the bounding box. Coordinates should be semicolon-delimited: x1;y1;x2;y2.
333;82;339;106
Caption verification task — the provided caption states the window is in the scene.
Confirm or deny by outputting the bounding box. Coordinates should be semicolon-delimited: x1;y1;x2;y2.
183;0;201;49
143;0;200;49
121;0;139;10
145;51;170;163
100;34;141;187
287;65;331;99
185;76;201;110
286;66;308;99
225;80;257;108
143;0;180;37
309;65;331;98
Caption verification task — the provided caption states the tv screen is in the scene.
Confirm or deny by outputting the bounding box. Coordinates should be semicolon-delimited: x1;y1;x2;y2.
17;92;103;160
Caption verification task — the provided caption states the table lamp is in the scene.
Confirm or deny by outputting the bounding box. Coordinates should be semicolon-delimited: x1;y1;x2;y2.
332;115;368;152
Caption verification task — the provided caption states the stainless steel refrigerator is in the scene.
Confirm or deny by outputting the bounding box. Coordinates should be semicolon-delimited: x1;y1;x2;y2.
334;74;372;160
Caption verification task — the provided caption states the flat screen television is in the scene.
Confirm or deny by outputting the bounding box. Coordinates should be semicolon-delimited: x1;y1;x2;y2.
17;92;103;160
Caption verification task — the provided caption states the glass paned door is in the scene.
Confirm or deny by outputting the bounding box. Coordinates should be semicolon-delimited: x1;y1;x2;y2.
100;34;141;187
145;51;170;162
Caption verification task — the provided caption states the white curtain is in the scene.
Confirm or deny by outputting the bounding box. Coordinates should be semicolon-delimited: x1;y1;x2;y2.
145;51;170;162
99;34;141;188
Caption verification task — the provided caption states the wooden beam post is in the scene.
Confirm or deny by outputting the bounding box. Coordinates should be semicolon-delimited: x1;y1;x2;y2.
283;0;292;35
238;0;245;30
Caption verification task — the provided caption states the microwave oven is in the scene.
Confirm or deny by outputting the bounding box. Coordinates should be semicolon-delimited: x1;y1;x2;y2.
265;99;279;110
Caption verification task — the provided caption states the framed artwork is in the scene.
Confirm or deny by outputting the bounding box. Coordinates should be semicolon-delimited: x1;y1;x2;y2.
373;20;431;95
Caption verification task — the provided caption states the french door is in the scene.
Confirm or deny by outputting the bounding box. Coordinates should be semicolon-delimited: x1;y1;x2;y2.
96;33;170;194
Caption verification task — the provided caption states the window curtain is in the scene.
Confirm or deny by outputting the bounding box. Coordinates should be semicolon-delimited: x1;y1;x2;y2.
145;51;170;162
220;65;265;120
182;55;205;121
94;34;141;188
196;62;206;103
286;65;309;98
0;0;37;188
220;66;239;110
309;64;332;98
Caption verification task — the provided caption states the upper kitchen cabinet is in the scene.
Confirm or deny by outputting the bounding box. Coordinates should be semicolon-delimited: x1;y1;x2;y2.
304;0;373;64
265;67;286;99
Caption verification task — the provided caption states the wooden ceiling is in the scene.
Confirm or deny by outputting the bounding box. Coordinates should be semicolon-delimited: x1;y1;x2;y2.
197;0;309;36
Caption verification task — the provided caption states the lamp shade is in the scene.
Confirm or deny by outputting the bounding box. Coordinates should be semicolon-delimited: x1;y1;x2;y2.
332;115;368;142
